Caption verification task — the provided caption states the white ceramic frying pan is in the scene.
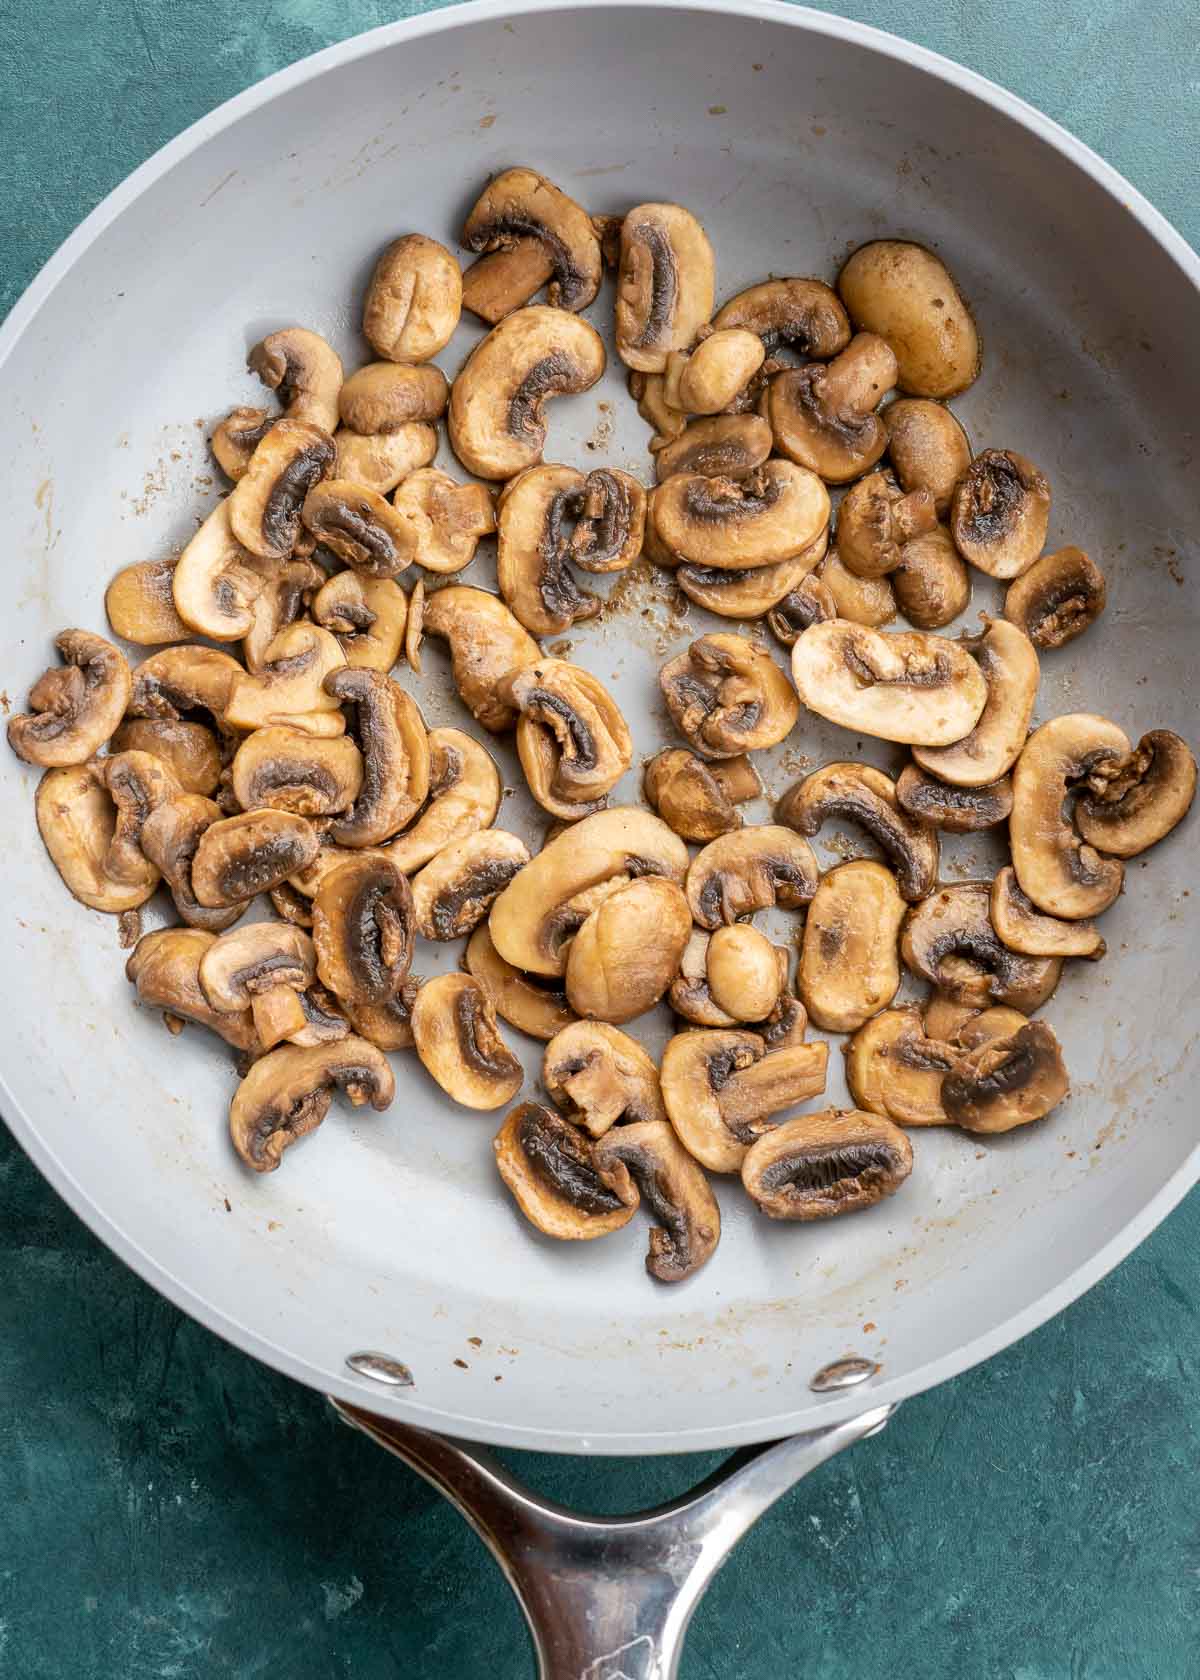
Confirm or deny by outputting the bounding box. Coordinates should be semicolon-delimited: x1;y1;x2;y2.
3;3;1198;1672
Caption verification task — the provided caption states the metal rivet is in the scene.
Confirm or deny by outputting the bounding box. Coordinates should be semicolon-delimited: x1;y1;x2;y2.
346;1351;415;1387
809;1355;880;1394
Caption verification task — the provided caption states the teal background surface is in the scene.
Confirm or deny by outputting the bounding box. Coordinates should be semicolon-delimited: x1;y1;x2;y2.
2;2;1198;1674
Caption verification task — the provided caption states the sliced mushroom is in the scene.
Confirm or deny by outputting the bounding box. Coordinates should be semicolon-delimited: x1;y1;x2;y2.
199;922;317;1049
1009;714;1131;918
837;242;980;399
593;1120;721;1283
229;1036;394;1172
654;414;773;484
846;1007;960;1127
9;631;131;768
34;764;153;913
660;1029;829;1173
901;882;1063;1010
242;558;324;673
777;762;938;901
300;479;425;578
883;398;972;515
741;1107;913;1220
564;876;692;1024
799;859;905;1032
464;925;575;1042
660;633;799;760
129;646;242;733
227;418;336;561
422;586;541;732
713;277;850;360
913;618;1040;788
269;879;314;927
767;574;839;646
1004;546;1106;650
895;763;1012;833
705;924;782;1022
383;728;500;876
334;423;439;494
630;369;688;448
1075;730;1197;858
284;983;351;1048
570;469;646;574
462;238;556;324
989;865;1104;960
338;363;449;434
767;333;897;483
543;1020;665;1139
499;660;633;818
951;450;1051;580
496;464;599;635
412;830;531;941
211;406;274;483
169;499;264;640
311;571;408;672
225;624;346;734
126;927;259;1052
448;306;606;480
791;620;987;747
323;667;429;846
230;726;363;816
99;748;183;892
942;1020;1068;1134
191;808;319;907
489;806;689;977
922;992;981;1042
392;468;496;577
652;460;830;568
816;548;896;627
247;327;343;433
668;329;765;415
615;202;714;372
686;825;819;928
411;973;523;1109
105;558;191;645
676;532;828;619
363;233;462;363
404;580;425;676
643;748;759;842
667;931;731;1027
836;470;937;579
493;1102;638;1240
112;719;222;797
343;976;421;1052
462;167;602;312
891;523;970;630
141;794;243;932
311;852;415;1010
761;977;809;1051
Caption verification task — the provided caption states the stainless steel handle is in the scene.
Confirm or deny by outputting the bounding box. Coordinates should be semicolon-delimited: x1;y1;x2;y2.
331;1398;893;1679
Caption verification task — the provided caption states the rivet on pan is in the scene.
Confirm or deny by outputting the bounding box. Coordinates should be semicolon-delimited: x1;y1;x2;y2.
346;1351;415;1387
809;1355;880;1394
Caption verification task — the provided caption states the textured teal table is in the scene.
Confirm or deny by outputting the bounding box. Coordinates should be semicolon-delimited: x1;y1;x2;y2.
2;3;1199;1675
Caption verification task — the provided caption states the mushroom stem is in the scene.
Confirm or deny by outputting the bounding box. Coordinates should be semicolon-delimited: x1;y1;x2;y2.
251;986;310;1051
718;1042;829;1135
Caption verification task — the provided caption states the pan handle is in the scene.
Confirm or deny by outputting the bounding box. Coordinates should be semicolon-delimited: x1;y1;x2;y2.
331;1398;892;1679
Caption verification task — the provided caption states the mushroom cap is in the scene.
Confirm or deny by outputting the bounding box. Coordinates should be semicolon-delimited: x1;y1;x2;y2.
229;1036;394;1172
1004;545;1107;650
496;463;597;636
837;241;980;399
1074;730;1197;859
652;461;830;569
706;924;782;1022
799;859;906;1033
210;406;275;484
846;1007;959;1127
660;1029;829;1173
989;865;1105;959
411;973;523;1110
895;763;1013;832
493;1102;639;1241
130;645;244;727
363;233;462;364
891;523;971;630
324;667;431;846
713;276;850;359
448;306;606;480
654;415;773;484
35;763;158;913
767;333;897;483
912;618;1040;787
564;876;692;1024
394;468;496;577
105;558;192;646
343;977;422;1052
816;548;897;627
615;202;715;373
230;726;364;817
464;925;576;1042
140;793;245;933
777;761;939;902
126;927;260;1051
941;1020;1068;1134
543;1020;665;1138
247;327;343;433
98;749;182;892
674;329;765;415
462;167;603;313
883;397;972;516
338;363;449;434
686;824;819;928
191;808;320;907
643;748;748;843
171;498;265;641
199;922;316;1014
669;930;739;1028
241;558;325;674
741;1107;914;1220
675;533;828;620
334;423;439;494
835;470;937;580
224;623;348;734
791;620;988;747
10;630;131;768
901;882;1063;1010
951;450;1051;580
593;1120;722;1283
1009;713;1131;917
311;571;409;672
660;633;800;760
500;660;633;818
422;585;541;732
412;829;531;941
312;852;416;1007
227;418;336;561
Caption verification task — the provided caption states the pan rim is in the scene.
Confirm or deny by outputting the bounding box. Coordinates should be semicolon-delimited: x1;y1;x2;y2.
3;0;1198;1454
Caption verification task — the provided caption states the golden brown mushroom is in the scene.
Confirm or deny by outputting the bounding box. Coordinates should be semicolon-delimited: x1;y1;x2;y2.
9;631;131;768
412;830;531;941
126;928;259;1052
141;794;243;933
883;398;972;515
105;558;191;646
951;450;1051;579
362;233;462;363
685;825;819;928
652;460;830;568
496;464;600;636
247;327;343;433
1004;546;1107;650
767;333;897;483
777;761;938;902
593;1121;722;1282
941;1018;1069;1133
1009;714;1131;917
499;660;633;819
913;618;1040;788
798;860;906;1032
660;1028;829;1173
310;571;409;672
713;277;850;360
300;479;425;578
227;419;336;562
654;414;773;484
229;1037;394;1172
323;666;430;846
334;423;438;494
741;1108;913;1219
312;852;416;1008
564;876;692;1023
191;808;320;908
199;922;318;1050
493;1102;638;1240
791;620;987;747
230;727;363;817
1074;730;1197;858
393;468;496;576
422;586;541;733
896;763;1012;832
643;748;760;842
543;1020;665;1138
462;167;603;312
338;363;449;434
210;406;274;484
837;242;980;399
989;866;1105;960
901;882;1063;1010
836;470;937;579
225;624;347;735
171;499;265;641
464;925;576;1042
411;973;523;1109
660;633;800;759
615;202;715;372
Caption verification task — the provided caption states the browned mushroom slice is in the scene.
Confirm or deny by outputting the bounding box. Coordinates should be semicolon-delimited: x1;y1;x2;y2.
199;922;317;1049
660;633;800;759
817;548;897;627
113;718;222;797
616;202;715;372
741;1108;913;1220
422;586;541;732
791;620;987;747
767;573;839;646
464;925;575;1042
1074;730;1197;858
846;1007;959;1127
713;277;850;360
170;499;265;641
494;1102;638;1239
411;973;523;1109
883;398;972;515
412;830;531;941
227;419;336;562
837;242;980;398
541;1022;663;1141
139;794;240;933
895;763;1012;833
286;983;352;1048
300;479;425;578
667;329;765;415
105;558;192;646
334;423;439;494
311;571;408;672
489;806;689;978
247;327;343;433
323;667;430;847
312;852;415;1008
496;463;598;636
564;876;692;1024
705;924;783;1023
448;306;606;480
129;646;243;736
836;470;937;578
942;1020;1068;1134
777;761;939;902
891;523;971;630
230;727;363;816
462;166;602;312
660;1028;829;1173
760;979;809;1051
498;660;633;818
1009;714;1131;918
344;976;421;1052
630;369;688;449
241;558;324;673
393;468;496;576
767;333;897;483
126;927;259;1051
270;880;315;927
653;460;830;568
381;729;500;877
191;808;319;907
913;618;1040;788
1003;546;1106;649
798;860;905;1032
34;763;152;913
901;882;1062;1010
668;930;735;1028
98;748;182;893
654;414;773;484
989;866;1104;960
570;469;647;573
951;450;1051;580
676;533;828;619
462;238;556;324
211;406;275;483
363;233;462;363
230;1036;394;1172
338;363;448;435
643;748;759;842
225;624;347;735
686;825;819;928
593;1120;721;1283
9;630;131;768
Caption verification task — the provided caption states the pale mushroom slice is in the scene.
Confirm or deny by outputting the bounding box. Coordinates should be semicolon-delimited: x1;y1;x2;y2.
412;830;531;941
675;538;828;621
705;924;782;1023
836;470;937;579
570;469;647;574
242;558;325;674
686;825;819;929
564;876;692;1024
464;925;575;1042
191;809;320;908
767;333;897;483
777;761;939;902
311;571;409;672
230;1036;395;1173
654;415;773;484
593;1121;722;1283
660;1029;829;1174
363;233;462;363
225;624;347;734
448;306;606;480
113;719;222;797
489;806;689;978
496;463;598;636
1074;730;1197;859
942;1019;1069;1134
462;166;603;313
713;277;850;360
230;727;364;817
615;202;715;372
324;667;430;847
660;634;800;760
846;1007;960;1128
799;860;905;1032
312;853;416;1008
211;406;274;483
1009;714;1131;918
666;329;765;416
890;525;971;631
913;618;1040;788
790;620;987;747
199;922;318;1050
301;479;426;578
901;882;1063;1011
1004;546;1107;650
896;763;1013;832
498;660;633;819
411;973;523;1110
741;1108;913;1220
227;418;336;561
126;928;259;1052
9;630;131;768
462;238;556;324
837;242;980;398
141;794;244;933
951;450;1051;579
247;327;343;433
543;1020;665;1139
35;763;158;913
643;748;760;842
989;866;1105;960
493;1102;638;1241
393;468;496;576
334;424;439;494
653;461;830;569
105;558;192;646
422;586;541;732
883;398;972;515
338;363;449;434
171;498;265;641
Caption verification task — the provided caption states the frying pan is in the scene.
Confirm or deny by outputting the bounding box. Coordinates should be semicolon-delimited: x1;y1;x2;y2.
3;1;1198;1672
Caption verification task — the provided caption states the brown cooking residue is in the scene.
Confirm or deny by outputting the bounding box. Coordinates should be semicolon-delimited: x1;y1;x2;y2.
453;1358;469;1369
862;1321;877;1333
